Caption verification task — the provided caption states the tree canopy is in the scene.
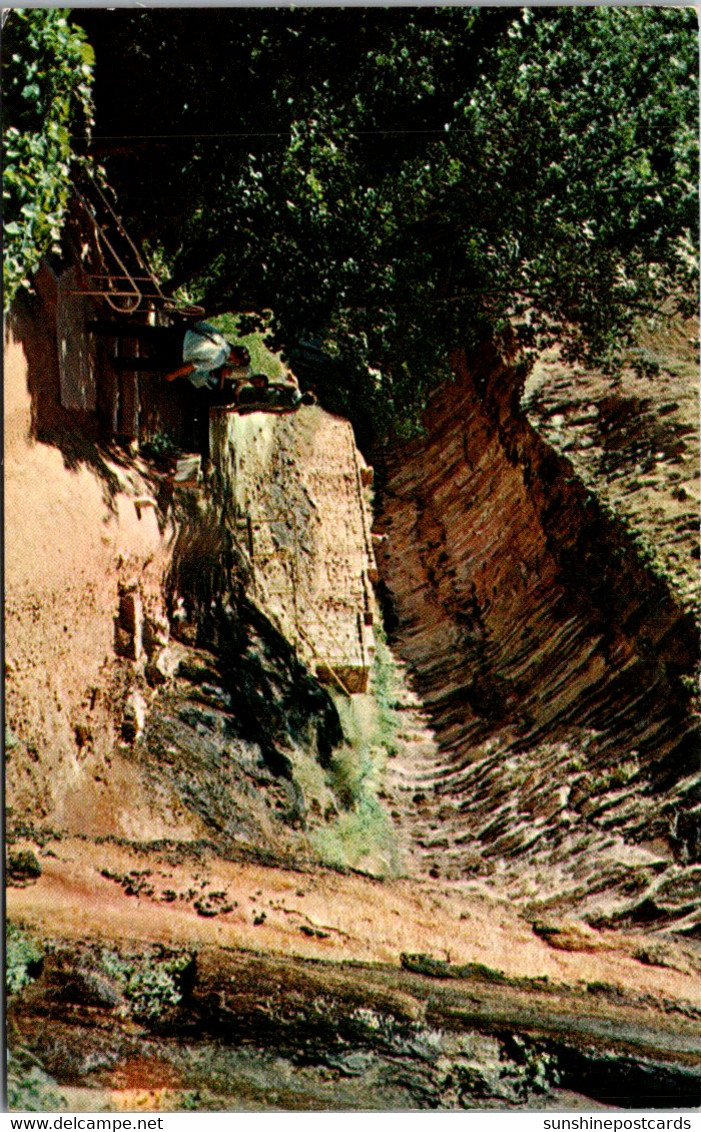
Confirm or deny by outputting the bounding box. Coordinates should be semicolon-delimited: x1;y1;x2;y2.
75;8;699;434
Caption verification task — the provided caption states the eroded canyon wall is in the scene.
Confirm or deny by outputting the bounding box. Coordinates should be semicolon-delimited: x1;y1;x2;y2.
377;344;699;922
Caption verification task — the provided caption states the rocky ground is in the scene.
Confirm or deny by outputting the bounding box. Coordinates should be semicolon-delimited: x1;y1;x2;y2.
7;835;701;1111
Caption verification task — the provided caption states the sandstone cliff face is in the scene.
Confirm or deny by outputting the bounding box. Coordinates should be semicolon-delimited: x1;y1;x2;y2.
524;321;699;612
377;344;699;924
210;404;377;693
4;287;348;864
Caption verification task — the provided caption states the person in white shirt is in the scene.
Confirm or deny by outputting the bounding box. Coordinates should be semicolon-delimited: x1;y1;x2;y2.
87;318;250;388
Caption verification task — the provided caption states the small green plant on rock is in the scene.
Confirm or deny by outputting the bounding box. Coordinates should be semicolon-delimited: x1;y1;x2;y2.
140;430;180;463
6;922;43;995
589;756;640;794
6;849;42;884
99;948;193;1022
7;1050;65;1112
5;726;21;753
400;952;511;984
501;1036;561;1098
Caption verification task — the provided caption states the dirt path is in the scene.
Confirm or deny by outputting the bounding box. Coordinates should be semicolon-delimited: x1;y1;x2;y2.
8;836;701;1008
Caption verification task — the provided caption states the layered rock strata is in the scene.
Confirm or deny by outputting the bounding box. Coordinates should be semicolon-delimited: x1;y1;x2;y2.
210;405;378;693
377;344;699;922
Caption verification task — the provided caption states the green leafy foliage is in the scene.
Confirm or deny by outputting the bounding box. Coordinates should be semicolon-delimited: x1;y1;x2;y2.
6;922;43;995
2;9;95;308
139;429;180;463
457;9;698;370
307;632;402;874
78;8;697;438
7;1050;66;1112
400;952;509;983
588;756;640;795
7;848;42;883
502;1036;561;1098
99;948;192;1022
208;312;287;381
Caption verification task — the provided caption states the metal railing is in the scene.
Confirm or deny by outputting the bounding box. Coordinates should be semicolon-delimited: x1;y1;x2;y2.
70;171;204;318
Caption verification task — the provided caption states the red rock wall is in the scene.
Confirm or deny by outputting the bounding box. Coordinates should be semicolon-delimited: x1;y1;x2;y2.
376;344;699;907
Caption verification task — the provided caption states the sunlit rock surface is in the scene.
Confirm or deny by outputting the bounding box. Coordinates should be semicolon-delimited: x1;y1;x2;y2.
377;342;699;925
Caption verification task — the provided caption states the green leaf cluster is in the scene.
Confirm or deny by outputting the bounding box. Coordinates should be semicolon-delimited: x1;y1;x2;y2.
78;8;698;438
6;922;43;996
7;1050;66;1112
99;948;191;1022
2;9;95;308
